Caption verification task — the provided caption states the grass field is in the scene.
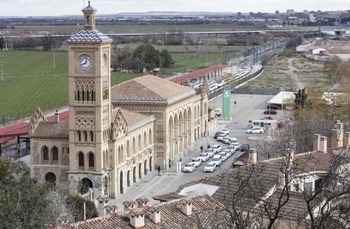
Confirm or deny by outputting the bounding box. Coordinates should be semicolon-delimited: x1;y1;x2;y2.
0;44;236;123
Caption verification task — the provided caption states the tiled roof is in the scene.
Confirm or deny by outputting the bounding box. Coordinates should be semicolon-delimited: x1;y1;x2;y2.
67;29;112;43
118;108;150;126
31;121;69;139
111;75;193;101
82;4;97;12
169;65;225;84
152;192;187;202
65;194;233;229
256;190;323;221
267;151;334;175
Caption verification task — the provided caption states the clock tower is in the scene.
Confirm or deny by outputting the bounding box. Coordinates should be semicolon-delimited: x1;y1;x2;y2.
66;1;113;196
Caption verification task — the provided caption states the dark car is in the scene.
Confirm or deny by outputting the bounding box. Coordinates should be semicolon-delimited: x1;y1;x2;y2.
241;143;250;152
266;104;278;110
263;109;277;115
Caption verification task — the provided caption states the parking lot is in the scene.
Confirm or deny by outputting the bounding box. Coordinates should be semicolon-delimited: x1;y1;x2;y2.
113;93;289;209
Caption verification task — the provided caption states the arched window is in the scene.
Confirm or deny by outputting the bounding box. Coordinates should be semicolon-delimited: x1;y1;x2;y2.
77;131;81;141
78;152;84;167
52;146;58;162
77;90;80;101
132;137;136;154
84;131;88;142
88;152;94;167
149;129;152;144
144;132;147;147
127;140;130;157
82;90;85;101
90;131;94;142
42;146;49;161
138;134;141;151
87;90;90;101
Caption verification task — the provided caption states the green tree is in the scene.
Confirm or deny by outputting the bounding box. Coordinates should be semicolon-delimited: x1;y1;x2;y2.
294;88;308;109
0;159;49;229
133;44;160;72
66;195;98;222
159;49;174;67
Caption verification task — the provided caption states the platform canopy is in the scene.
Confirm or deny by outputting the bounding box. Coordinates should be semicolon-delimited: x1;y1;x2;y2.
268;91;295;105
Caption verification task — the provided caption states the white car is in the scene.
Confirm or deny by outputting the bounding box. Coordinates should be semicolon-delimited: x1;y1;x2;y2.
230;141;241;151
222;149;233;157
246;127;265;134
211;144;222;153
218;152;228;161
211;155;223;166
204;162;217;173
206;148;215;158
183;163;196;173
223;136;238;144
221;128;230;135
199;153;210;162
191;157;202;167
227;145;237;152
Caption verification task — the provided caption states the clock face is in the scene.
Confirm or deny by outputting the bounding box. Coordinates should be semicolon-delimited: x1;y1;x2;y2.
79;55;93;70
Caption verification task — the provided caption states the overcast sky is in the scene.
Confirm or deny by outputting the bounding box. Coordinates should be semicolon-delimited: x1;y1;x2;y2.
1;0;350;17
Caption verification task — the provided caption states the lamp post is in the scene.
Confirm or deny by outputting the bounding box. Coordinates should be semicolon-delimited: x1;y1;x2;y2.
0;54;4;81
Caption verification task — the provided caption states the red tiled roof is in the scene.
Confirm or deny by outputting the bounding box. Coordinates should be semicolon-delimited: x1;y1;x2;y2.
170;65;225;84
0;110;69;144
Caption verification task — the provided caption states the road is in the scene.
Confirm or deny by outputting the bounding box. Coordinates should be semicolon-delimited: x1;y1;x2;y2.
111;93;286;211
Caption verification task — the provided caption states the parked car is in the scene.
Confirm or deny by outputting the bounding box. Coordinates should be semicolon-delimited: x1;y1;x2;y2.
206;148;215;158
227;145;238;152
204;162;217;173
240;143;250;152
263;109;277;115
246;127;265;134
262;116;273;120
191;157;202;167
214;131;226;139
266;104;278;110
211;144;222;153
183;163;196;173
216;133;226;142
211;156;223;166
222;136;237;144
222;148;233;157
221;128;230;135
218;152;228;161
198;153;210;162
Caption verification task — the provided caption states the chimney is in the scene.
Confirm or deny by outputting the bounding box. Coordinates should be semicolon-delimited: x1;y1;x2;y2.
249;148;258;164
313;134;321;151
54;110;60;122
123;200;136;211
104;204;118;216
136;197;149;208
337;123;344;147
149;207;161;224
153;68;160;77
181;200;192;216
96;195;110;217
319;136;328;153
129;211;145;229
344;132;350;146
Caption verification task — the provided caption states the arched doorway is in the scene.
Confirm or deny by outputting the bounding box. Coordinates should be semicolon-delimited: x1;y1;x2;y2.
133;167;136;183
149;156;153;171
144;160;147;175
80;178;93;194
45;172;56;186
120;171;124;194
127;170;130;187
139;163;142;179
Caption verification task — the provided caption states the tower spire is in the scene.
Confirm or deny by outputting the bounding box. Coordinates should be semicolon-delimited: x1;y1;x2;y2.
82;1;97;30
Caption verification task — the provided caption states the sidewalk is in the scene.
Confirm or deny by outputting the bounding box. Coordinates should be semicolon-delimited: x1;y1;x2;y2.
110;130;226;212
